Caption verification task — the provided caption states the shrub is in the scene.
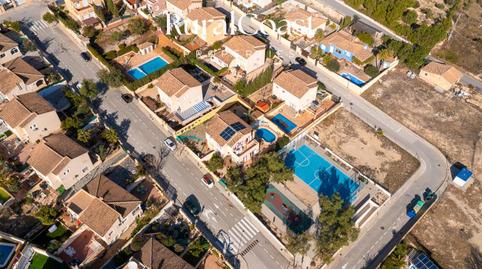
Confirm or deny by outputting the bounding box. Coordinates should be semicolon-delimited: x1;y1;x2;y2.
364;64;380;77
22;39;36;52
233;65;273;97
117;45;137;56
206;153;224;172
128;18;148;35
3;20;21;32
82;26;97;38
97;68;124;87
275;136;290;151
161;47;181;61
103;50;118;60
356;32;374;46
87;44;111;68
326;59;340;72
34;206;59;225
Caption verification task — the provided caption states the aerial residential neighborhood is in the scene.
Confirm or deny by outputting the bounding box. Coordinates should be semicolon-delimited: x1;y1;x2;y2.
0;0;480;269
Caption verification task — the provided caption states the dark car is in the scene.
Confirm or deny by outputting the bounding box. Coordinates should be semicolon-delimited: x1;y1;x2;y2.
295;57;307;66
121;93;133;103
80;52;91;62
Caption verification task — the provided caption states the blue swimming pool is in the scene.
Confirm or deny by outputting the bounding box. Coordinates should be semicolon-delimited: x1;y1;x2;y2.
256;128;276;143
285;144;359;203
0;243;15;267
128;56;168;80
340;73;366;86
272;114;297;134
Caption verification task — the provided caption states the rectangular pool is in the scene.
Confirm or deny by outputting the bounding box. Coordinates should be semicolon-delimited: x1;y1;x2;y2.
272;113;297;134
285;144;359;203
128;56;168;80
340;72;366;86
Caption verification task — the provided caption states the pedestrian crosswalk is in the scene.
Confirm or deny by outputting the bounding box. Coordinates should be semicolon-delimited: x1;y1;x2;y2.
226;216;259;253
27;20;50;34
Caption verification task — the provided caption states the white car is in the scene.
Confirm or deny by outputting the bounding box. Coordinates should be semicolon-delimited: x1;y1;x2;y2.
163;137;176;151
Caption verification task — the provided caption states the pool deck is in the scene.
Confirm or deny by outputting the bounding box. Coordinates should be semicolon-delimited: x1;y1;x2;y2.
338;64;370;82
113;47;174;70
268;104;315;134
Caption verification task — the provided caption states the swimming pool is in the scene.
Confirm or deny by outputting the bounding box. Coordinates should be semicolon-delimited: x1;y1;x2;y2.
285;144;359;203
128;56;168;80
340;73;366;86
0;242;16;267
272;114;297;134
256;128;276;143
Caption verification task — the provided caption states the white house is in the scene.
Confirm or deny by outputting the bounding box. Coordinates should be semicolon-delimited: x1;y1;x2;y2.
186;7;226;45
156;67;203;113
166;0;202;17
211;35;266;74
236;0;272;9
285;7;327;39
24;133;95;190
0;58;46;101
65;175;142;245
420;62;463;91
272;69;317;112
0;92;61;142
206;110;259;164
0;33;21;65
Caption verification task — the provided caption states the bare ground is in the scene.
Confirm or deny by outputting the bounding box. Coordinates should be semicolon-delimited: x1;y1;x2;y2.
434;1;482;76
363;68;482;269
311;108;419;193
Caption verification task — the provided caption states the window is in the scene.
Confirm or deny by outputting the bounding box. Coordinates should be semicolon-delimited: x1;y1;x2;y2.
10;48;18;54
63;169;70;176
0;53;4;58
82;167;88;173
36;80;44;87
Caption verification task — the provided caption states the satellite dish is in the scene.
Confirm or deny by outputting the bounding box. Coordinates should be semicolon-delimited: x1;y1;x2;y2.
127;261;138;269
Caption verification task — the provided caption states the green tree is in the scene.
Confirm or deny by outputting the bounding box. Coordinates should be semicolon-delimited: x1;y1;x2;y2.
22;39;36;52
3;20;21;32
380;241;408;269
106;0;119;18
314;29;324;42
315;194;359;263
82;26;97;38
34;205;59;225
79;79;98;101
97;68;124;87
93;5;106;23
339;16;352;29
402;10;418;25
77;129;92;143
188;237;210;257
364;64;380;77
128;18;148;35
64;89;90;116
206;153;224;172
110;31;124;42
61;116;81;130
326;59;340;72
101;128;119;145
286;231;311;255
42;12;57;24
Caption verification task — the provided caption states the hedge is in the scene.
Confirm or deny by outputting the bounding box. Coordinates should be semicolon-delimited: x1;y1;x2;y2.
234;65;273;97
161;47;181;61
87;44;111;68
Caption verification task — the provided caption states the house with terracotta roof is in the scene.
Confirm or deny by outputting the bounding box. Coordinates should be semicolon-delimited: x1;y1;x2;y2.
24;133;95;190
319;30;373;64
65;174;142;245
0;57;46;101
64;0;103;27
0;33;21;65
205;110;259;164
186;7;226;45
166;0;202;17
122;237;194;269
123;0;141;10
155;67;204;114
0;92;61;142
235;0;272;9
272;69;317;112
211;35;266;74
285;7;328;39
419;62;462;91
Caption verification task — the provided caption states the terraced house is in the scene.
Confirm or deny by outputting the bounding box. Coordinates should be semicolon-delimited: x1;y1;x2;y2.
0;57;45;101
0;33;21;65
23;133;95;190
0;92;61;142
65;175;142;245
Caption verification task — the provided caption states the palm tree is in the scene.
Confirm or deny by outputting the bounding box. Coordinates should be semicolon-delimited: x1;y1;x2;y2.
376;48;392;68
101;128;119;145
77;129;93;144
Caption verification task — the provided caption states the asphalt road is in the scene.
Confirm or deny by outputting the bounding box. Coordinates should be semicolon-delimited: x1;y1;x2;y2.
1;4;291;269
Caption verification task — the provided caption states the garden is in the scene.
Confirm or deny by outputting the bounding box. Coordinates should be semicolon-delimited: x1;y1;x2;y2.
28;253;68;269
31;223;72;253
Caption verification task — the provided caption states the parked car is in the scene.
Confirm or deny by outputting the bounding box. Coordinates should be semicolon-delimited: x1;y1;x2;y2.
121;93;133;103
201;174;214;188
80;52;91;62
164;137;176;151
295;57;307;66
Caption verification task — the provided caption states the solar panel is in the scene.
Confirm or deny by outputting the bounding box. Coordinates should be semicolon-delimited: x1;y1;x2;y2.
410;252;439;269
220;127;235;141
230;122;246;131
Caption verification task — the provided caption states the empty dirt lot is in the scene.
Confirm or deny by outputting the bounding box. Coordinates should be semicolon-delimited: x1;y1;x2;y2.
311;108;419;193
363;68;482;269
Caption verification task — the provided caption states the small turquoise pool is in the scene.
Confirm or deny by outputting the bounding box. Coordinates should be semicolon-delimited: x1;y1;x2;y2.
340;73;366;86
272;114;297;134
0;242;16;267
128;56;168;80
256;128;276;143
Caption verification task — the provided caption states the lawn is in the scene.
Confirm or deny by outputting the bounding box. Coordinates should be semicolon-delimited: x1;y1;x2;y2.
0;187;12;203
29;253;68;269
